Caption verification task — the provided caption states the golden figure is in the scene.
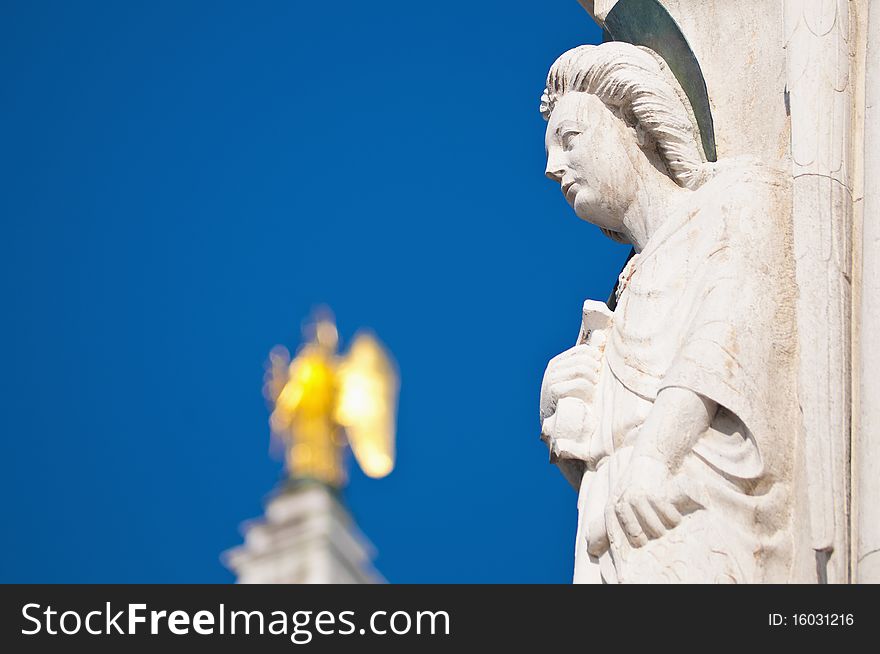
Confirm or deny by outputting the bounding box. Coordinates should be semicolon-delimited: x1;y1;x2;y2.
264;310;398;488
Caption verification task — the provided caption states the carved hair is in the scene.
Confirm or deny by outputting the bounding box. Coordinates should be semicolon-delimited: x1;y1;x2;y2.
541;42;710;190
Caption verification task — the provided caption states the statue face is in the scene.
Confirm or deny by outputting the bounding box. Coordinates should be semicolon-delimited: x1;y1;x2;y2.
544;93;639;233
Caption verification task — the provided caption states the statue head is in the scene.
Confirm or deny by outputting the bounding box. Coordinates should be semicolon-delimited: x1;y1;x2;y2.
541;42;709;240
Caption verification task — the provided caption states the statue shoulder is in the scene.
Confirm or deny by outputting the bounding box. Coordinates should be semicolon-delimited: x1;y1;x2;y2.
693;157;791;239
701;156;789;198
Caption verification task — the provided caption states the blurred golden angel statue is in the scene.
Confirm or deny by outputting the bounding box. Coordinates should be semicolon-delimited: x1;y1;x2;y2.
264;310;398;488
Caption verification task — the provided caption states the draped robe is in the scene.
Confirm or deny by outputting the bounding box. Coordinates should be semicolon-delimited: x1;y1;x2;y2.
570;161;812;583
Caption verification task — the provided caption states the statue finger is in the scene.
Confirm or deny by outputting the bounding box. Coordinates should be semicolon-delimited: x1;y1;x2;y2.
633;497;666;539
615;499;648;547
549;363;599;385
649;498;682;529
568;345;603;367
550;378;595;404
556;345;602;367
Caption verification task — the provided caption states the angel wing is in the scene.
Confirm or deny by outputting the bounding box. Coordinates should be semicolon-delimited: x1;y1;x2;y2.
264;345;291;403
264;344;302;435
784;0;853;564
335;332;398;478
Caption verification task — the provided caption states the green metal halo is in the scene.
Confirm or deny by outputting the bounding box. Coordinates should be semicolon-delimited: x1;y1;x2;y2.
602;0;717;162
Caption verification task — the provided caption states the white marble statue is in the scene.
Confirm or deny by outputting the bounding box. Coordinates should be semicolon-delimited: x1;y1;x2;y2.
537;42;814;583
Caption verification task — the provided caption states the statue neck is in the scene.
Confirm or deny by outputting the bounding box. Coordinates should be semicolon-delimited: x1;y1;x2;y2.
620;166;687;253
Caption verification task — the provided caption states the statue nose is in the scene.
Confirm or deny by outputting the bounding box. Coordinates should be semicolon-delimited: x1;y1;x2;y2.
545;154;565;182
545;166;564;183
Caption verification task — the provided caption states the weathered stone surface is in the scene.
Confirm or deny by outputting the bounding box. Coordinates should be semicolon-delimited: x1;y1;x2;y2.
537;2;873;583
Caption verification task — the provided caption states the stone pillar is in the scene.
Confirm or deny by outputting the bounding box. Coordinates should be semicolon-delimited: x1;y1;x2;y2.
855;0;880;584
224;481;382;584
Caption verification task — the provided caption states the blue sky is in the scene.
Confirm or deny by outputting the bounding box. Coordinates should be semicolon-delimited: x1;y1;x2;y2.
0;1;624;582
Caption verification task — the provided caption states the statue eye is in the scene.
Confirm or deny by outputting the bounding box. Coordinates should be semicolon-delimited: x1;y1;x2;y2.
561;130;581;151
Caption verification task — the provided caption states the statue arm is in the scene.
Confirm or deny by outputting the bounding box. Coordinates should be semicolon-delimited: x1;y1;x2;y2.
608;386;717;548
633;386;717;474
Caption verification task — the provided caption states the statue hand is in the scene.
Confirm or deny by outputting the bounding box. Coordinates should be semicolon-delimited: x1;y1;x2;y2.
607;454;705;548
540;343;602;423
540;396;596;464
